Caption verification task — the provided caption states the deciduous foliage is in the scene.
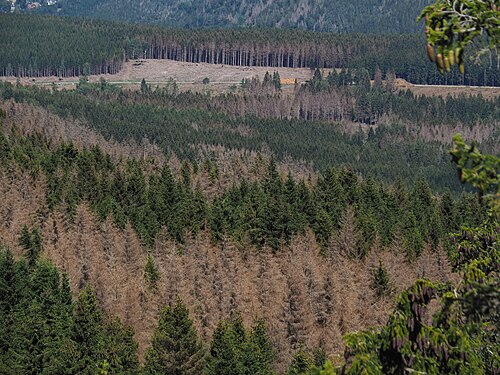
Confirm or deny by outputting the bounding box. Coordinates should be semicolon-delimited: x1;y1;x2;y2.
450;133;500;214
419;0;499;73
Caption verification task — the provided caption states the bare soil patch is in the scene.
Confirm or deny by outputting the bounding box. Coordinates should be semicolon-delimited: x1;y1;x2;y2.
118;59;313;84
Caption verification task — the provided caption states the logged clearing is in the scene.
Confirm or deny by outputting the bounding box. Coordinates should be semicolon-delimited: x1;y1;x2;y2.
117;59;313;84
4;59;313;92
3;59;500;98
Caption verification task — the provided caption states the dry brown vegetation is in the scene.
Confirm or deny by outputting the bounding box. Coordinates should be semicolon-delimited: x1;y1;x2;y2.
0;100;316;191
0;100;165;164
1;60;314;94
394;78;500;100
0;181;456;371
0;103;459;371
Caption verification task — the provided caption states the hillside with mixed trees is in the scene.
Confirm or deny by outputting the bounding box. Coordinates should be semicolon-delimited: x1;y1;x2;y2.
1;71;498;192
0;7;499;374
1;14;499;86
0;97;493;372
0;66;498;372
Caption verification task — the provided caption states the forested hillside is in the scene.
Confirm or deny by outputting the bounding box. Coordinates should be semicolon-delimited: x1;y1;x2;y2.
1;14;499;85
0;109;485;251
1;74;498;192
0;100;486;371
0;61;498;375
38;0;432;34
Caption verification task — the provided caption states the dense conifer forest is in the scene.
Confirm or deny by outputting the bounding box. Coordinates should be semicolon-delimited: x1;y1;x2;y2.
37;0;433;34
1;14;499;85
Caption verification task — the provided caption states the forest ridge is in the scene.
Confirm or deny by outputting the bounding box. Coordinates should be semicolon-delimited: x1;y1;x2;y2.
12;0;433;34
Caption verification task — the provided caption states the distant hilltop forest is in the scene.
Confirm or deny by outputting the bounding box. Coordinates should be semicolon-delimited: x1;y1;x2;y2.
0;14;499;86
9;0;433;34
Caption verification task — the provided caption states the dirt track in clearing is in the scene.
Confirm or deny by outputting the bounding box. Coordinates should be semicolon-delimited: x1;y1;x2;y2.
394;79;500;100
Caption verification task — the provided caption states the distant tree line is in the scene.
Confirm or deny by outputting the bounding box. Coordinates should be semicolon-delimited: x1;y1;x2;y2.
0;14;498;85
38;0;432;34
128;68;500;127
0;14;127;77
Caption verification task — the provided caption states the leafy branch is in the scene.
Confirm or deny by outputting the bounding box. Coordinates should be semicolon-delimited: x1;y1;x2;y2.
418;0;500;73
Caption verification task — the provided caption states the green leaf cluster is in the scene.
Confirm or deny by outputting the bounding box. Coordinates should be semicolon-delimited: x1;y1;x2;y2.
418;0;500;73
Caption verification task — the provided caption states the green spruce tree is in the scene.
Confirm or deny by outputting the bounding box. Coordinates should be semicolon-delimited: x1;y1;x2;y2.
207;316;275;375
72;286;105;374
143;299;206;375
18;225;43;268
